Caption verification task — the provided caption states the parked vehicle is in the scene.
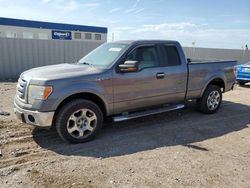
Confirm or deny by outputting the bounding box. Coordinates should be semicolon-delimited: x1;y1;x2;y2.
14;40;236;143
237;61;250;85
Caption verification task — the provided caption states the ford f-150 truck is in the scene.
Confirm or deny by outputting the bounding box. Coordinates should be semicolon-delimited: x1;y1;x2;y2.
14;40;236;143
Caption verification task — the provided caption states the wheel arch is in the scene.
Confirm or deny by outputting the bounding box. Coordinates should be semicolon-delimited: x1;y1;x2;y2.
201;77;225;97
53;92;108;125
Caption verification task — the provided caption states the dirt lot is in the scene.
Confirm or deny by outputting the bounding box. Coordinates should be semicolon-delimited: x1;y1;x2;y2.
0;82;250;188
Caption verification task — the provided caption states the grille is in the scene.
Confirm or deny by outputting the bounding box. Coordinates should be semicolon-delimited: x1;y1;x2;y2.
16;78;28;100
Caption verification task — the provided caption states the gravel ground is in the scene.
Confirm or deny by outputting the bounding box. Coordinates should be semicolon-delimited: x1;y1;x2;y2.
0;82;250;188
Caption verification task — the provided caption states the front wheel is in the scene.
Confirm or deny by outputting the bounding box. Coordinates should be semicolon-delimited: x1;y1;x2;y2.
197;85;222;114
55;99;103;144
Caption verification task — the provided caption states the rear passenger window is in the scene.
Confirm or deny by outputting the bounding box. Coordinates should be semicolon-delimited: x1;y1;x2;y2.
162;46;181;66
126;46;159;70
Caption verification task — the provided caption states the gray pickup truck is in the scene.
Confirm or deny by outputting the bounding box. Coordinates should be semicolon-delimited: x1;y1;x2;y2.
14;40;236;143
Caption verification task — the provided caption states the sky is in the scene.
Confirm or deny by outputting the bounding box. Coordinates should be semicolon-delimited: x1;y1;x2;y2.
0;0;249;49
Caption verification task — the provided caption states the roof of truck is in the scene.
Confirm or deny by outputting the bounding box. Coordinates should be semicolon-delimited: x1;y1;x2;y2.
113;40;179;45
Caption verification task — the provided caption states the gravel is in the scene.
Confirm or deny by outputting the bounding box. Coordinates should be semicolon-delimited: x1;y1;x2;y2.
0;82;250;188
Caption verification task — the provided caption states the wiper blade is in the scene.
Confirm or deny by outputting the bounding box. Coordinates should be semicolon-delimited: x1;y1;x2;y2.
82;62;90;65
78;62;95;67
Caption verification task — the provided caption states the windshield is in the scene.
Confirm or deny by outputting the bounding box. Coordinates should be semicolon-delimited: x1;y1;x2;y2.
78;43;128;67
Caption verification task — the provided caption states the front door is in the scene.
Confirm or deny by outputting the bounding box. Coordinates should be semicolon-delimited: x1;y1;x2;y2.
113;44;167;113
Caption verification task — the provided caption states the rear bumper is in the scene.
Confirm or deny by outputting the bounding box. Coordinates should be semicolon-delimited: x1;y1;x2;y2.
14;102;54;127
231;82;236;90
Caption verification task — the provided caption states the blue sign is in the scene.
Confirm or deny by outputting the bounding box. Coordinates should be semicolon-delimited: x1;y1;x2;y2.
52;30;72;40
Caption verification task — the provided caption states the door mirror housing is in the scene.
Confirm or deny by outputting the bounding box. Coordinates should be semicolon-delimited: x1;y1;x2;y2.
118;61;138;72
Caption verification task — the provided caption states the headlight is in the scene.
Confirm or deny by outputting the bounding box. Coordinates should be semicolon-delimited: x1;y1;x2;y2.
28;85;53;104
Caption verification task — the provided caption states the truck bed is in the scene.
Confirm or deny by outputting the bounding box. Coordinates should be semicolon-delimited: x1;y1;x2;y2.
186;59;236;99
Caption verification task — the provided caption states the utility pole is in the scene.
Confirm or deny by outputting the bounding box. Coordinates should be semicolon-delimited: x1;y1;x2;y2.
192;41;196;59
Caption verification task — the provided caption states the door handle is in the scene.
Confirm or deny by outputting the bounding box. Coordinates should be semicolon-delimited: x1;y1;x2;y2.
156;72;165;79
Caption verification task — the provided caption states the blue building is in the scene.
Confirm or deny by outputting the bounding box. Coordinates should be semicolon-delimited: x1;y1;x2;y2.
0;17;107;42
0;17;108;80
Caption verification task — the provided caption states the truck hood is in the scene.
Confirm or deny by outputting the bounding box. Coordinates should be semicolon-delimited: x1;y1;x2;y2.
21;63;105;81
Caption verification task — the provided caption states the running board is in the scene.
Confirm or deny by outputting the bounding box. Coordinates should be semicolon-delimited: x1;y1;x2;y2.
113;104;185;122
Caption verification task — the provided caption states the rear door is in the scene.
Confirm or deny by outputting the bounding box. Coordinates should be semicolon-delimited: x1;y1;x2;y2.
157;44;188;102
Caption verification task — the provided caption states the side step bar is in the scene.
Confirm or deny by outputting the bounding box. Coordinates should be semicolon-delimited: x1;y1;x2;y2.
113;104;185;122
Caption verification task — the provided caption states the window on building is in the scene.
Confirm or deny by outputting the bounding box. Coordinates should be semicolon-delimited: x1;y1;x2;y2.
23;32;34;39
95;34;101;40
85;33;92;40
38;33;49;40
74;32;81;39
6;31;17;38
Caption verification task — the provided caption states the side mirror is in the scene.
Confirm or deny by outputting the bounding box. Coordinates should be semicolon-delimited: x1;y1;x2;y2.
118;60;138;72
187;58;191;63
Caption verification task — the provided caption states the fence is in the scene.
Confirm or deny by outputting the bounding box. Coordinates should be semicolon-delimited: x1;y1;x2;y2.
0;38;250;80
0;38;103;80
183;47;250;64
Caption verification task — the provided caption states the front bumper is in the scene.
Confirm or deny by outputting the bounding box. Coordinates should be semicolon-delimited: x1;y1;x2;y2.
237;78;250;82
14;103;54;127
237;71;250;81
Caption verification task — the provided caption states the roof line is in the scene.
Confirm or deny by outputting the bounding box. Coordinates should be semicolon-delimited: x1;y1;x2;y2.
0;17;108;34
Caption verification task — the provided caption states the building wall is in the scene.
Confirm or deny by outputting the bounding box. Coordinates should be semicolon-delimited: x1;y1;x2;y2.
0;25;107;42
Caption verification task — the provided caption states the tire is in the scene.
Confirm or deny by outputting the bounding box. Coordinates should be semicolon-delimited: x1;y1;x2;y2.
238;81;246;86
55;99;103;144
197;85;222;114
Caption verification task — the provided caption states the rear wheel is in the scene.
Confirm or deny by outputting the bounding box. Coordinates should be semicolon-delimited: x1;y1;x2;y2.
197;85;222;114
55;99;103;143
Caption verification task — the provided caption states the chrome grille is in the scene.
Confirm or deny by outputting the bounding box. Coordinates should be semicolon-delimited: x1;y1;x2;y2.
17;78;27;100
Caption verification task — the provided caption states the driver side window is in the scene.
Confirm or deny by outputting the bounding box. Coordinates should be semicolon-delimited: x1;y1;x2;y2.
126;46;159;70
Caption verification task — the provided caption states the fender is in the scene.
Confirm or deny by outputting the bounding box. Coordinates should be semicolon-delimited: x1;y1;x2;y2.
51;81;112;115
200;74;226;97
